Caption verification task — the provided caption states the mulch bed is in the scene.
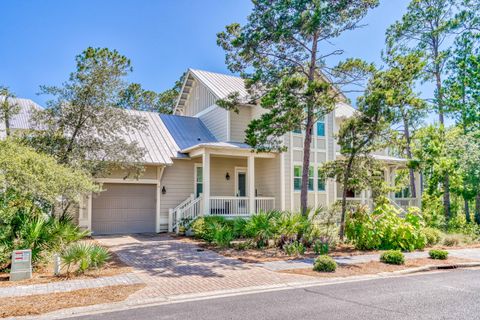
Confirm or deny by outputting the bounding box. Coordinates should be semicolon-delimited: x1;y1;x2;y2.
0;283;145;318
280;257;478;278
0;250;132;288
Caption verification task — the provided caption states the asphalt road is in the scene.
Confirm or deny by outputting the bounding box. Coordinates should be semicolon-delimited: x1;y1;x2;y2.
69;269;480;320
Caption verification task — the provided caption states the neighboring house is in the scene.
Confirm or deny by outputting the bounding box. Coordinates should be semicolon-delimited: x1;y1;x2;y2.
3;70;421;235
0;96;42;139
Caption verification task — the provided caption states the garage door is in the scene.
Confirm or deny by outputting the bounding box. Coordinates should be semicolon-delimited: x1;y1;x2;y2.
92;183;156;235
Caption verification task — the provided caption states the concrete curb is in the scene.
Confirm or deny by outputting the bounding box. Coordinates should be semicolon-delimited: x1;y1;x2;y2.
378;262;480;276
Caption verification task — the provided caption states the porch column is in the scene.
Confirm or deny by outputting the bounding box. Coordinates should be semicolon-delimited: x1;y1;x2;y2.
203;151;210;215
248;154;255;214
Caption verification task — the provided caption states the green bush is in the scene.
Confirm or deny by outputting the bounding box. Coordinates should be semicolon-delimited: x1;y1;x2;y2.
429;249;448;260
275;212;310;245
283;241;306;256
212;224;234;248
313;239;329;255
380;250;405;265
313;255;337;272
423;227;442;246
442;233;469;247
61;242;110;274
191;216;228;242
232;217;248;238
244;211;279;248
345;203;427;251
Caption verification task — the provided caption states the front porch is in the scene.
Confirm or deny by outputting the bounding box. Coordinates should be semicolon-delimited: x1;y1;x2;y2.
169;145;278;231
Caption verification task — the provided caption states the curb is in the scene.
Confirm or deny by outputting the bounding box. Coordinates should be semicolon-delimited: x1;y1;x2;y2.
378;262;480;276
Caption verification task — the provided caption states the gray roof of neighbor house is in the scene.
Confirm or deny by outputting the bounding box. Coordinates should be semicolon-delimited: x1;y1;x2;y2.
0;96;42;138
160;114;218;153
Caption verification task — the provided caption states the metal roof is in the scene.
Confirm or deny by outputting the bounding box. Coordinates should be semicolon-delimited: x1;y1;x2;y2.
335;102;357;119
180;141;252;153
123;110;179;165
0;96;42;133
160;114;217;153
189;69;249;100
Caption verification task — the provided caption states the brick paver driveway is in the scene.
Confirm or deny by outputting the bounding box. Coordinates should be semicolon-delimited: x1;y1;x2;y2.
95;234;309;301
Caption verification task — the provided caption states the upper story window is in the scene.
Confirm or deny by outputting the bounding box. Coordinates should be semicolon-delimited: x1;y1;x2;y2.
317;167;326;191
294;165;314;191
317;117;325;137
292;127;302;134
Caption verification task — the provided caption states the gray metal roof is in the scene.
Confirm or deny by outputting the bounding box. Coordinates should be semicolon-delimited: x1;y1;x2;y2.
180;141;251;153
160;114;217;153
123;110;179;165
0;97;42;138
189;69;249;100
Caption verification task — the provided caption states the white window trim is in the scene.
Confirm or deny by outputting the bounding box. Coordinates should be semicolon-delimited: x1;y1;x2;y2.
194;163;203;197
292;162;315;193
234;166;248;197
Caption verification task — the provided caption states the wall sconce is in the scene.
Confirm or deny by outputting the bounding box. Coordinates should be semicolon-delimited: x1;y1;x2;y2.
225;172;230;180
162;186;166;194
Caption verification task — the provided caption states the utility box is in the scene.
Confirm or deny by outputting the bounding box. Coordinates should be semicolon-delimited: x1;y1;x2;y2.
10;249;32;281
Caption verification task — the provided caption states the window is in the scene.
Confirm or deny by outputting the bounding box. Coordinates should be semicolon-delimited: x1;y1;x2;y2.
395;187;411;199
195;166;203;197
294;166;302;191
316;117;325;137
317;168;326;191
292;127;302;134
294;165;314;191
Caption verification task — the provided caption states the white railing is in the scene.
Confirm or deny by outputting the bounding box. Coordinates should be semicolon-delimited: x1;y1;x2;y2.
393;198;420;212
210;197;250;216
255;197;276;213
169;194;202;233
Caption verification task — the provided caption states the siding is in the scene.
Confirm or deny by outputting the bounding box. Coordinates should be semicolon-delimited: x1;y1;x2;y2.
210;157;247;196
159;159;199;231
229;106;252;142
105;165;158;180
184;80;217;116
255;156;281;209
200;106;229;141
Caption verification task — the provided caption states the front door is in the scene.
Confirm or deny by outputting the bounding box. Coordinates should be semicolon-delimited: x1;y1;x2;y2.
237;171;246;197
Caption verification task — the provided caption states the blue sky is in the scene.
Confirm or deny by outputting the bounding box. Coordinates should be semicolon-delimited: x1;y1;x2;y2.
1;0;419;107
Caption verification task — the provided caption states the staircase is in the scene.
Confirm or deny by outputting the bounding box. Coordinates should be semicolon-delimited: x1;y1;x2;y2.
169;194;203;233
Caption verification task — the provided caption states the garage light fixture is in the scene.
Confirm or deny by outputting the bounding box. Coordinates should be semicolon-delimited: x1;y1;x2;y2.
225;172;230;181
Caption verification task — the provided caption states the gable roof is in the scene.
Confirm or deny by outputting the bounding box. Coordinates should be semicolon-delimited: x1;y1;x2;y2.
0;97;42;138
175;68;355;118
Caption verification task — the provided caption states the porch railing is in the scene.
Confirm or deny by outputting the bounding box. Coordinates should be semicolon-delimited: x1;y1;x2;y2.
209;196;276;216
169;194;202;233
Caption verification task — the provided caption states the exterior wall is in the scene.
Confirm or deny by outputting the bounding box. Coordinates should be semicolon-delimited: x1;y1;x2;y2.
255;156;281;210
210;157;247;196
159;159;201;231
184;80;217;116
229;106;252;142
199;106;229;141
105;165;158;180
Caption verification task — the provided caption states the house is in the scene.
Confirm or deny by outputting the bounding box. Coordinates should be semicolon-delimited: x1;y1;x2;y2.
0;96;42;139
2;69;421;235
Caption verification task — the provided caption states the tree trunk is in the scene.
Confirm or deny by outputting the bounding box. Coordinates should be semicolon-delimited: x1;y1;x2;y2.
475;193;480;225
403;116;416;198
339;157;354;241
465;197;471;223
300;115;314;215
5;115;10;137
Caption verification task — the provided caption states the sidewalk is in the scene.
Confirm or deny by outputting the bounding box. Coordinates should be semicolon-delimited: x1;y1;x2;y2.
0;273;143;298
257;248;480;271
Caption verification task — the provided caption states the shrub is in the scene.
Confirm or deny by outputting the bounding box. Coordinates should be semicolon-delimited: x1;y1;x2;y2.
313;255;337;272
61;242;110;274
423;227;442;246
442;233;468;247
212;224;234;248
232;217;248;238
283;241;306;256
380;250;405;265
429;249;448;260
275;212;310;245
313;238;330;255
345;203;426;251
244;211;279;248
191;216;227;242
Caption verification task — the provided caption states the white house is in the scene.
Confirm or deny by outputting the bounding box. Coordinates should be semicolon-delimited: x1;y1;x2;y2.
2;69;420;235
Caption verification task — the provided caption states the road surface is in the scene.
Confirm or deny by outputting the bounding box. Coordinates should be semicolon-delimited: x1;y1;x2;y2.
68;268;480;320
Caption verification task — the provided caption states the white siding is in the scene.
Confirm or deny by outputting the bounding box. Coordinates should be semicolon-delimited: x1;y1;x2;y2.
255;156;281;210
200;106;229;141
210;157;247;196
184;80;217;116
229;106;252;142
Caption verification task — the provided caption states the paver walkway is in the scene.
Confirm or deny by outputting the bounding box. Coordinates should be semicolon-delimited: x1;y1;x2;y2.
0;273;142;298
95;234;309;302
258;248;480;271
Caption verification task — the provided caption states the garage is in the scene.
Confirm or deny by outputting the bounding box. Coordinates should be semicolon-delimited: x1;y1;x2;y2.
92;183;157;235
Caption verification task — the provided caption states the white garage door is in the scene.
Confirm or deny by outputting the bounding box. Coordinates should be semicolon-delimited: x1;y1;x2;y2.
92;183;156;235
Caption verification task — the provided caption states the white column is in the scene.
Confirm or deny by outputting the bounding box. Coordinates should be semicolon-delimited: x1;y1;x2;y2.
203;151;210;215
248;155;255;214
